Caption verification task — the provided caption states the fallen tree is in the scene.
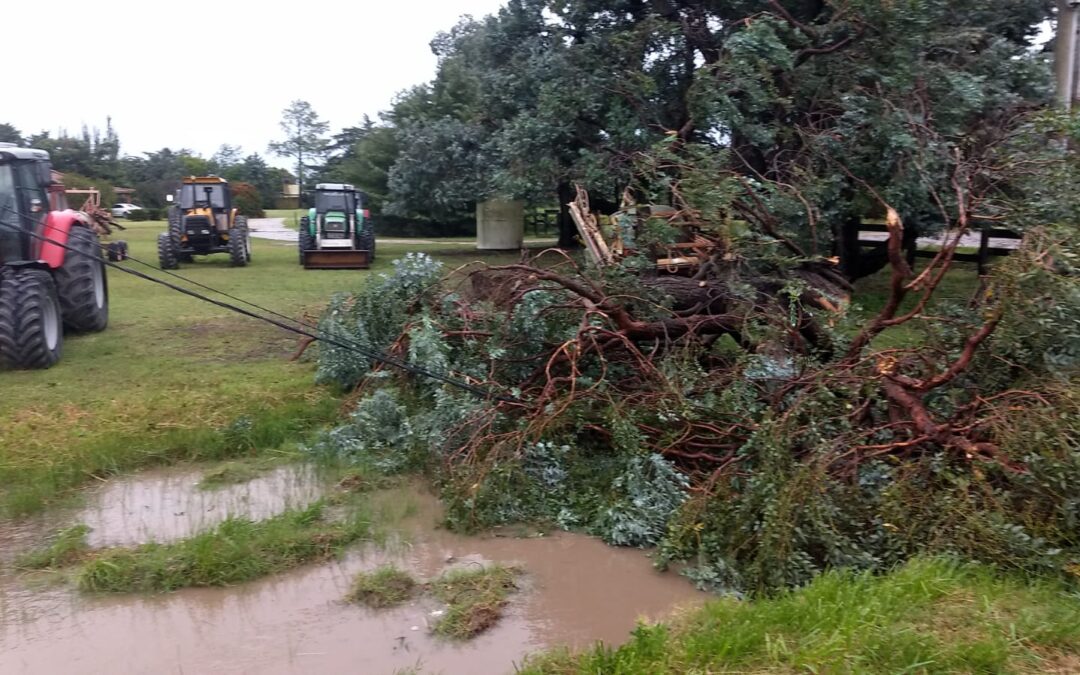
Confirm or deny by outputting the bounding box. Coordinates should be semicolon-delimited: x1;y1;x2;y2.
308;102;1080;594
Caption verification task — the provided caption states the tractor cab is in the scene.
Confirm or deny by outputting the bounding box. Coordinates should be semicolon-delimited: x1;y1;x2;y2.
0;145;55;265
159;176;250;269
178;177;233;235
313;185;362;243
298;183;375;269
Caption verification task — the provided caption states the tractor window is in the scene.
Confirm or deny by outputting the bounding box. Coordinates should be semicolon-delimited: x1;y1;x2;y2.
315;191;354;213
179;183;227;209
0;164;16;229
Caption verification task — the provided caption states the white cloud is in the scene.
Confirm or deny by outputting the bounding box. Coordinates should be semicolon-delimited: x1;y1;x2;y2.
5;0;506;166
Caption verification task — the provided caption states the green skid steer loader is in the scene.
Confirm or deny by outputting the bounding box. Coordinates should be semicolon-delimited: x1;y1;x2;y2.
298;184;375;269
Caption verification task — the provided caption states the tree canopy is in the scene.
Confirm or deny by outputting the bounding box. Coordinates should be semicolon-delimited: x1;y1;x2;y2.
362;0;1058;247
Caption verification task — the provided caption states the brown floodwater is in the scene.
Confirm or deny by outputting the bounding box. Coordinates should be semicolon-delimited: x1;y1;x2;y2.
74;464;325;547
0;470;706;675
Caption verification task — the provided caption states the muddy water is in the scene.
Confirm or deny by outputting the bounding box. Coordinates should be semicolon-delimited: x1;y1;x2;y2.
0;475;706;675
75;464;325;547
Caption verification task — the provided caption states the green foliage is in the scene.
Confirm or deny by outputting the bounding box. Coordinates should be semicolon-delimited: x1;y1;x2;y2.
230;181;265;217
521;558;1080;674
600;454;689;548
59;172;116;211
126;209;149;221
315;252;445;388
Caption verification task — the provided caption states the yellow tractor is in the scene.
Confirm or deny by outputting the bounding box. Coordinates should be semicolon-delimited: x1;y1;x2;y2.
158;176;250;269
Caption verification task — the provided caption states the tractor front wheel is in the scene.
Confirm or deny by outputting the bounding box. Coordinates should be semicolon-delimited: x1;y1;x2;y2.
298;216;314;265
228;227;248;267
55;226;109;333
0;270;64;370
158;232;179;270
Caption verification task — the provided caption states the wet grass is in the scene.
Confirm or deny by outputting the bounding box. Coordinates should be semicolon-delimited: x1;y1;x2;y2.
347;565;419;608
15;524;91;570
430;564;520;640
522;558;1080;674
197;456;289;489
77;500;373;592
0;220;522;517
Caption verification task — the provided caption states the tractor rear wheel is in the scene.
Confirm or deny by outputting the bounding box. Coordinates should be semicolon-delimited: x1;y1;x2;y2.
0;270;64;370
158;232;179;269
54;226;109;333
357;226;375;261
298;216;314;265
228;227;248;267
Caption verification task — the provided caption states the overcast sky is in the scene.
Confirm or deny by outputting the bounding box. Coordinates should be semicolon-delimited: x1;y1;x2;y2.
5;0;507;167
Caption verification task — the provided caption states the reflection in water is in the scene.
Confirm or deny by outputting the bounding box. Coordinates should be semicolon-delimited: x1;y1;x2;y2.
0;474;705;675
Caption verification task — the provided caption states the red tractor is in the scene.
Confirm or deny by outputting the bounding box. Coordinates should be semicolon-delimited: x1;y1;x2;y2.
0;144;109;369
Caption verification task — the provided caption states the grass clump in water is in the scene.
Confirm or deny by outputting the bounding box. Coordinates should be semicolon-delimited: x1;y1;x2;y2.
347;565;418;608
430;564;520;639
15;524;92;569
197;457;286;490
521;558;1080;674
77;500;371;592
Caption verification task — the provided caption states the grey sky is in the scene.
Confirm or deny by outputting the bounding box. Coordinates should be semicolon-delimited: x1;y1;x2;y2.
6;0;507;167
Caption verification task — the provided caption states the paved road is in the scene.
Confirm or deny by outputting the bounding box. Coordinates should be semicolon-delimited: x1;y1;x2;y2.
247;218;557;247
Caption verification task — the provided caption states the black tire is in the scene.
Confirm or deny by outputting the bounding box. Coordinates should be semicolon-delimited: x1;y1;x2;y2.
169;215;193;262
54;226;109;333
227;227;248;267
235;216;252;262
106;240;128;262
158;232;179;270
0;270;63;370
298;216;314;265
357;225;375;261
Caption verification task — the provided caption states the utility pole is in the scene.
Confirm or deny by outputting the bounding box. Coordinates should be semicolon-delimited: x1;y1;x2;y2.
1057;0;1080;111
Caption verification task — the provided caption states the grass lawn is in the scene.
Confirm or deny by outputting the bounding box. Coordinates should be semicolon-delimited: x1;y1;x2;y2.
0;220;520;516
524;558;1080;674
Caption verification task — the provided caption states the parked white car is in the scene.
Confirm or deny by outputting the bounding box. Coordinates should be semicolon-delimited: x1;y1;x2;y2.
111;203;142;218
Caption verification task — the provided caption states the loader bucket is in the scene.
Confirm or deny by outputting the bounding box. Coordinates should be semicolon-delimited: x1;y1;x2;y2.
301;249;372;269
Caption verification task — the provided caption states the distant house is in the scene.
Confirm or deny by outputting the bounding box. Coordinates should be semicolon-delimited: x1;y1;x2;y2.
277;181;300;209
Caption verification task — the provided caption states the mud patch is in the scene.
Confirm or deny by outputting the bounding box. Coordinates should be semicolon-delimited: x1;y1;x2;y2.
170;317;298;362
0;483;705;674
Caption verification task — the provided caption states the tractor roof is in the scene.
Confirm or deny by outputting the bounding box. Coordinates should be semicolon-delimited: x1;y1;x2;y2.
315;183;356;192
0;143;50;163
182;176;229;185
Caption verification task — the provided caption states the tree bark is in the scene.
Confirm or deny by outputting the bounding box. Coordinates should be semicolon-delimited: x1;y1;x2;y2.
557;181;579;249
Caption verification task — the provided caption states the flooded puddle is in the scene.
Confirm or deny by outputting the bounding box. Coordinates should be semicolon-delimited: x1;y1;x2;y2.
0;474;705;674
75;464;324;547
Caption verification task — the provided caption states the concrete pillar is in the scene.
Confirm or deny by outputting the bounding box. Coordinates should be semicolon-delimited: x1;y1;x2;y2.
476;199;525;250
1057;1;1080;111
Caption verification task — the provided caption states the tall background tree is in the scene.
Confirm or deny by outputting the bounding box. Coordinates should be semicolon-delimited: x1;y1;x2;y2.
365;0;1055;251
0;123;23;146
268;100;329;198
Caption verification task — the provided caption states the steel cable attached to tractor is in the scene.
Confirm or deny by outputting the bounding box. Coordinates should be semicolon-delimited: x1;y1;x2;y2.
0;211;516;403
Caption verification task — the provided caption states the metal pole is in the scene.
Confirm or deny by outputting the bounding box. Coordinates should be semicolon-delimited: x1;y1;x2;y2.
1057;1;1080;111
